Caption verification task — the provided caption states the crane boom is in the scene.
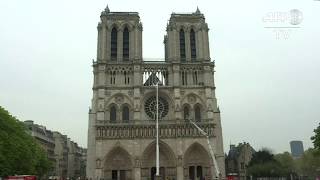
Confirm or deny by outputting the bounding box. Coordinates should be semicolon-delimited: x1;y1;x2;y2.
189;120;221;179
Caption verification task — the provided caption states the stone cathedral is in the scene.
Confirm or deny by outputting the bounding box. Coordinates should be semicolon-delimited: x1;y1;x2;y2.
87;6;226;180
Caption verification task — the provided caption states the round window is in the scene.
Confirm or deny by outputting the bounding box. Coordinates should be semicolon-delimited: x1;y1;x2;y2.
145;96;169;119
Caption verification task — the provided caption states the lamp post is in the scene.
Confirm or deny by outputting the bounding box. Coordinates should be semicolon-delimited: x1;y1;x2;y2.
156;83;160;177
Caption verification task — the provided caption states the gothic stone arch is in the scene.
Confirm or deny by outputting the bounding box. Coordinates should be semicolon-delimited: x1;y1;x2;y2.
141;141;176;180
183;142;212;180
103;146;133;180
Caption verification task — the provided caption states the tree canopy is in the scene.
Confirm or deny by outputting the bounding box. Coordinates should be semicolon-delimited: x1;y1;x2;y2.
311;122;320;151
247;150;291;178
0;106;51;177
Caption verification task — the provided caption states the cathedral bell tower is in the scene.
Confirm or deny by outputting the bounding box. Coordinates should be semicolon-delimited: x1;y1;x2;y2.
97;6;142;63
87;6;225;180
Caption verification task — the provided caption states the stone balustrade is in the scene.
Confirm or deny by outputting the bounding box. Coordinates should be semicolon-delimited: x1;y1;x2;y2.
96;120;215;139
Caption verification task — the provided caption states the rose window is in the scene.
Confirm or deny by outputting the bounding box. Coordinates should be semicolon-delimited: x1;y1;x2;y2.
145;96;169;119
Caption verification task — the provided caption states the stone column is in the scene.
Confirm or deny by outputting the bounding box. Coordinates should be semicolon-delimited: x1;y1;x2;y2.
133;65;141;120
202;29;210;61
129;29;134;60
133;28;139;59
105;27;111;61
172;64;180;87
117;29;123;62
172;30;178;61
97;24;102;60
177;166;184;180
134;167;141;180
196;29;203;61
167;30;174;61
86;111;97;179
138;27;143;60
101;25;107;61
203;65;212;86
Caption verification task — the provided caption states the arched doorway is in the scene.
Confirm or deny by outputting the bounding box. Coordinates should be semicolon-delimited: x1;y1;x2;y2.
183;143;212;180
141;141;176;180
104;147;133;180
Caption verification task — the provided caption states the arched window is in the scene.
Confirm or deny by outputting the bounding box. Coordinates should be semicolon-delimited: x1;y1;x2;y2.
123;27;129;61
194;105;201;122
190;29;196;60
111;27;117;60
179;29;186;61
122;105;129;122
110;105;117;122
184;106;190;120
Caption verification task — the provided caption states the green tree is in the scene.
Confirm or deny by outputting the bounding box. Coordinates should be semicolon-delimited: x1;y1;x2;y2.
0;106;51;177
247;149;285;178
295;148;320;179
274;152;296;177
311;123;320;151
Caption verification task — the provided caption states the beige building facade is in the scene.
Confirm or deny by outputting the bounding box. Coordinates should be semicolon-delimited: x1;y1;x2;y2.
86;6;225;180
24;121;86;179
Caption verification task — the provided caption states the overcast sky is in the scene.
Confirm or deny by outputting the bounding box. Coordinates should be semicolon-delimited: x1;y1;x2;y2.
0;0;319;153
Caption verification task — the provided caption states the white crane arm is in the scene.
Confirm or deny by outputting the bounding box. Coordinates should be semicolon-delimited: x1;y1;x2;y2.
189;120;221;179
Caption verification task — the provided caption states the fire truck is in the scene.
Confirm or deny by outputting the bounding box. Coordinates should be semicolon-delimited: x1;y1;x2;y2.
5;175;37;180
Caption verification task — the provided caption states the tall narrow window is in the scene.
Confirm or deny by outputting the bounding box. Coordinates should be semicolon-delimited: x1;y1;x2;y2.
110;106;117;122
190;29;196;60
179;29;186;61
182;72;185;85
182;71;188;85
122;106;129;122
111;28;117;60
195;105;201;122
184;106;190;120
193;71;198;85
124;71;127;84
110;71;113;84
113;71;116;84
123;27;129;61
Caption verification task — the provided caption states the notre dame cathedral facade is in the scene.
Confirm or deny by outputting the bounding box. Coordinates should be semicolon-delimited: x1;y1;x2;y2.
87;6;225;180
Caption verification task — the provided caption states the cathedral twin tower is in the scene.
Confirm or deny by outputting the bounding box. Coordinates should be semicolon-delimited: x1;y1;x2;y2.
87;6;225;180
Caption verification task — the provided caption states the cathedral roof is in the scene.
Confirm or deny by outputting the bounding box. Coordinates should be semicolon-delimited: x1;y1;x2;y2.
100;5;139;17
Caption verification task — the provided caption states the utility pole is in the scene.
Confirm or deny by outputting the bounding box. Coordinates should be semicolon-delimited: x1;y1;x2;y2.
156;83;160;177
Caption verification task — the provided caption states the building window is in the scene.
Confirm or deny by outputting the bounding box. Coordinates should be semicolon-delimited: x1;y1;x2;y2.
182;71;188;85
145;96;169;119
190;29;196;60
241;162;245;170
179;29;186;61
193;70;198;85
122;106;129;122
124;71;130;85
123;27;129;61
184;106;190;120
110;71;116;84
110;106;117;122
194;105;201;122
111;27;117;60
